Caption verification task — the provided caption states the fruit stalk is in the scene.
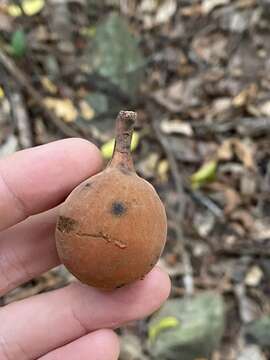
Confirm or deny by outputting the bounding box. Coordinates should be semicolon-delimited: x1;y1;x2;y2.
109;110;137;171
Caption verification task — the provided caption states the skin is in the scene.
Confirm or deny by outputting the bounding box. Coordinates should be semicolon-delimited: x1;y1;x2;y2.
56;168;167;289
0;138;171;360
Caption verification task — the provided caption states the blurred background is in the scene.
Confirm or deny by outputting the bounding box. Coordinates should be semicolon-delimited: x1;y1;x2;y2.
1;0;270;359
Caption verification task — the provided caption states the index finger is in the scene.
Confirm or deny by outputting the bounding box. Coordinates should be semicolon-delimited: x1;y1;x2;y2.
0;138;102;231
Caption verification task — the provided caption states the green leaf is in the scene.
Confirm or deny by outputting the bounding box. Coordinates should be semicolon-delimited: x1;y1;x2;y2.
101;131;139;159
148;316;180;343
191;160;217;189
11;30;27;57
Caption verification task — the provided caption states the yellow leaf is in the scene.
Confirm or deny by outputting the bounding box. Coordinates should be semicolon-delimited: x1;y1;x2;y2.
191;160;217;189
79;100;95;121
7;4;21;17
8;0;45;17
130;131;139;152
44;97;78;123
148;316;180;342
101;138;115;159
23;0;45;15
41;77;57;94
157;159;169;182
0;86;4;99
80;26;97;38
101;131;139;159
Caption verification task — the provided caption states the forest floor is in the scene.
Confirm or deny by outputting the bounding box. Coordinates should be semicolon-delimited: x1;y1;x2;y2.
1;1;270;359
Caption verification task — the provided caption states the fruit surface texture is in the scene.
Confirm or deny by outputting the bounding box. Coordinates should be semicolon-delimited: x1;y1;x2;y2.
55;111;167;289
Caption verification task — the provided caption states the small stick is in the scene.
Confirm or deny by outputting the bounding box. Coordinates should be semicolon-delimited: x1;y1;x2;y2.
152;118;194;295
152;120;186;217
0;49;80;138
10;91;33;148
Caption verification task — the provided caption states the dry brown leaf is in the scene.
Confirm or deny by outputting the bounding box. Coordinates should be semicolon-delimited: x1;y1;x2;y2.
79;100;95;121
41;77;57;94
180;4;202;17
252;219;270;241
231;209;254;230
160;119;193;136
211;97;232;116
139;0;156;12
207;182;241;214
201;0;230;15
246;104;261;117
217;139;234;161
240;173;257;197
44;97;78;122
245;266;263;287
230;222;246;237
237;0;256;7
224;187;241;215
155;0;177;25
0;6;12;31
192;33;227;64
232;139;255;170
259;101;270;116
232;84;257;108
217;138;255;170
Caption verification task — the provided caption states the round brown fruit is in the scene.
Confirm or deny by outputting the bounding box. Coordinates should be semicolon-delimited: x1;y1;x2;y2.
55;111;167;290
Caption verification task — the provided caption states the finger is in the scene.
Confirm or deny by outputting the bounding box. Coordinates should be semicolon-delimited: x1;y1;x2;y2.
0;208;59;296
0;138;102;231
39;330;120;360
0;267;170;360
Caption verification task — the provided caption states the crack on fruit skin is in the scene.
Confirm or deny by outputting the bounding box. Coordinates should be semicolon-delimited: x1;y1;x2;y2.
57;216;78;233
76;231;127;249
115;283;126;289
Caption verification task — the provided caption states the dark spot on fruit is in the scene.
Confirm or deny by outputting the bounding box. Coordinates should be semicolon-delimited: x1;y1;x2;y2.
149;262;154;267
111;201;126;216
140;275;145;280
80;182;92;193
115;283;126;289
57;216;77;233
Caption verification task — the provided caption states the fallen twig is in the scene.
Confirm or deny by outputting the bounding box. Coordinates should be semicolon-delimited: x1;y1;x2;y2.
152;119;187;217
216;247;270;257
151;110;194;295
190;190;224;219
10;91;33;149
0;49;81;138
192;117;270;138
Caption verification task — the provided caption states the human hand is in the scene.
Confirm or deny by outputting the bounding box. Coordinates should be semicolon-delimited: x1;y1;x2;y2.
0;139;170;360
